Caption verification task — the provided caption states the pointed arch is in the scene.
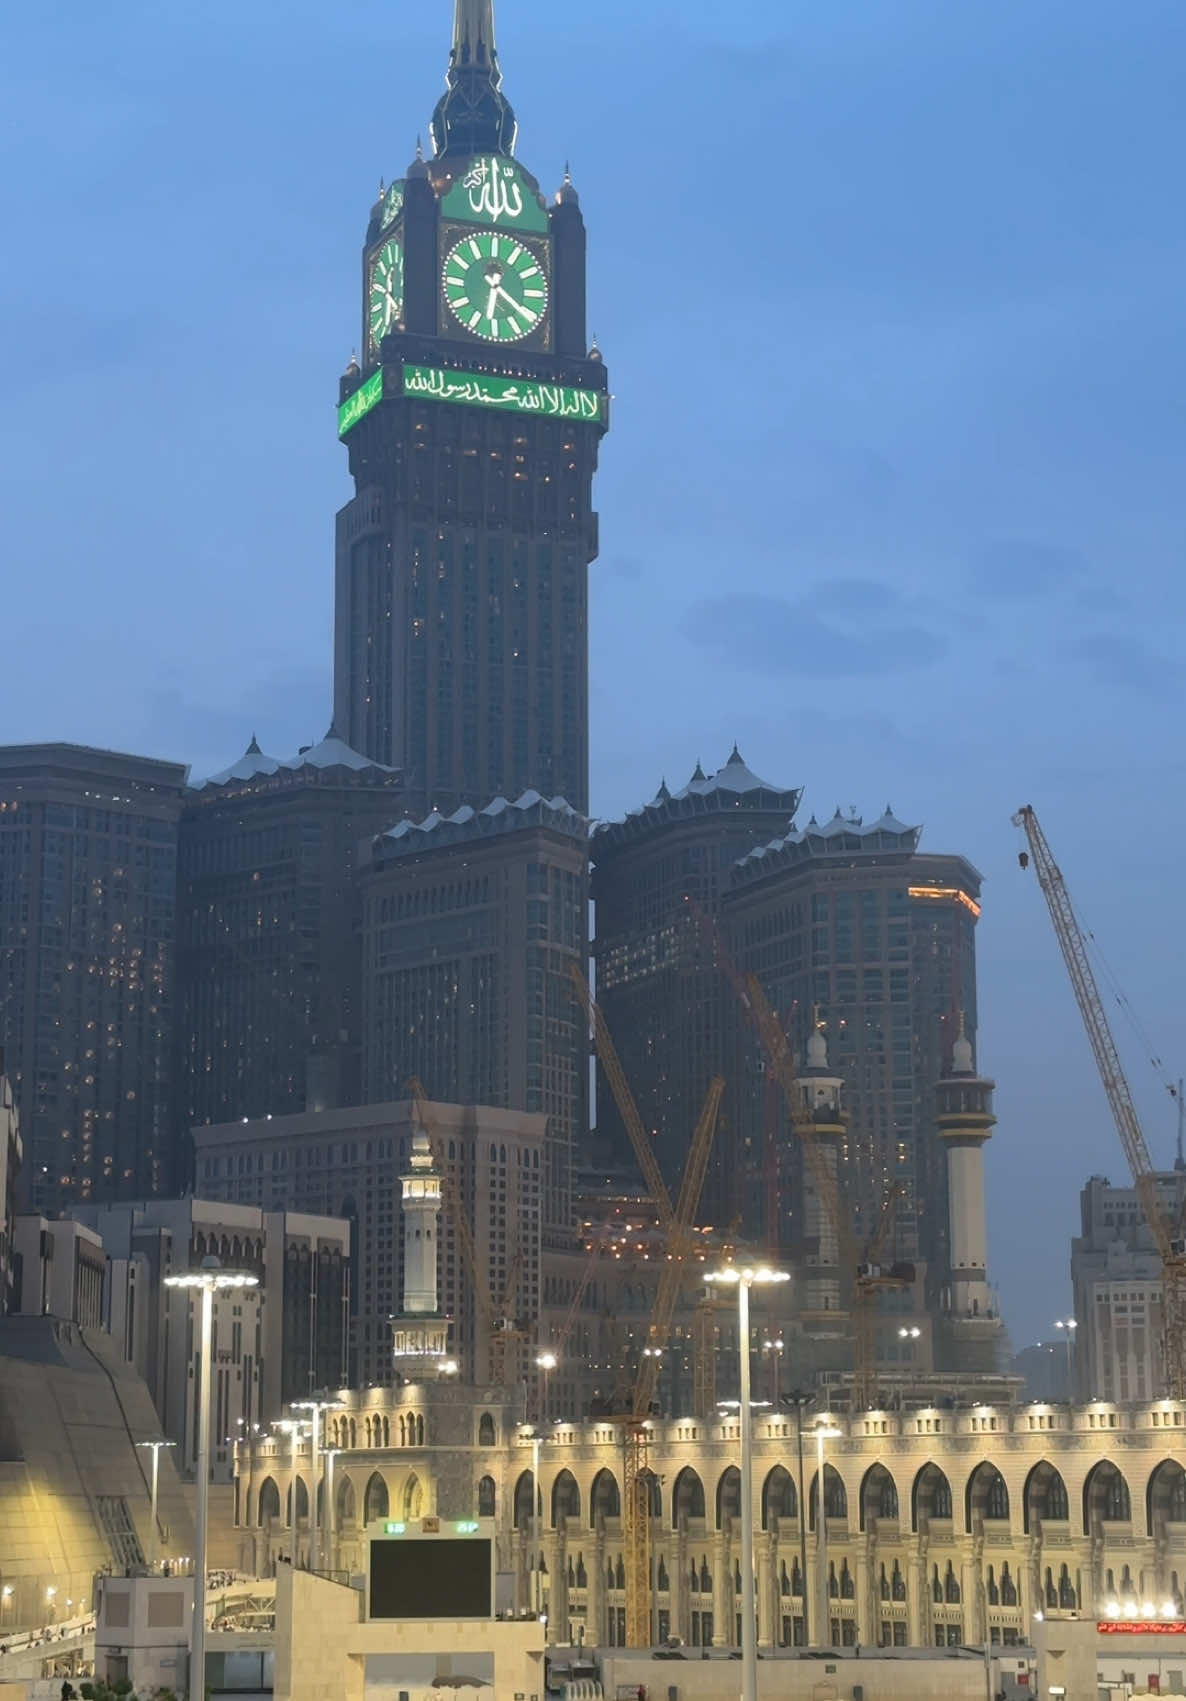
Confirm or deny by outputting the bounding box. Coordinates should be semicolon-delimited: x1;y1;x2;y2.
363;1471;389;1523
911;1462;952;1532
966;1462;1009;1532
761;1465;797;1531
1083;1460;1131;1532
808;1464;847;1530
257;1476;281;1525
478;1411;496;1446
336;1473;357;1528
403;1472;423;1521
591;1468;621;1524
672;1466;705;1526
288;1476;309;1524
477;1475;496;1518
552;1469;581;1526
859;1462;899;1531
716;1466;741;1530
513;1469;540;1530
1147;1458;1186;1537
1023;1459;1069;1533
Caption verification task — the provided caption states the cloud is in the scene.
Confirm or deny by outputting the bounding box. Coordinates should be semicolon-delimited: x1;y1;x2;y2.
1064;632;1172;695
680;590;947;679
969;538;1088;601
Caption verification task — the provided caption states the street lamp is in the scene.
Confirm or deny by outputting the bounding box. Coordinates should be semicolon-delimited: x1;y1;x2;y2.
1054;1319;1077;1392
535;1353;557;1423
811;1418;843;1649
762;1338;784;1404
291;1397;345;1577
705;1265;790;1701
136;1439;177;1569
164;1258;258;1701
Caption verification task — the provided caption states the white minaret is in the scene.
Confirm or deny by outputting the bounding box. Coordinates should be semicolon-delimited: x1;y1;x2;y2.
936;1019;996;1325
797;1024;846;1327
390;1123;450;1376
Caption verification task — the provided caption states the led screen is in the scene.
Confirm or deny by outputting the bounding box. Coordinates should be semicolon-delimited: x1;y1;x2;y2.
369;1537;492;1619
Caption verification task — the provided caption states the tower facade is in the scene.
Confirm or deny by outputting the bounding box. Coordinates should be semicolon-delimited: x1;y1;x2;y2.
390;1121;450;1375
333;0;607;814
0;744;187;1210
935;1026;1002;1370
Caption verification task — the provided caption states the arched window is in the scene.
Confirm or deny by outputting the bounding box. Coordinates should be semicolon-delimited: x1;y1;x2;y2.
716;1467;741;1529
1000;1563;1017;1607
336;1473;356;1528
891;1560;906;1601
477;1475;496;1518
879;1564;890;1602
403;1473;423;1520
699;1558;712;1594
810;1465;847;1528
552;1470;581;1527
478;1412;496;1446
780;1562;791;1597
986;1471;1009;1520
656;1556;667;1591
967;1463;1009;1530
828;1562;838;1599
912;1463;952;1531
987;1566;999;1606
364;1472;389;1522
762;1466;797;1530
592;1469;621;1523
513;1471;539;1531
576;1555;587;1588
1085;1462;1132;1532
1059;1564;1077;1609
416;1414;425;1446
791;1558;803;1597
672;1467;706;1525
1045;1568;1058;1610
382;1416;390;1447
945;1561;960;1604
840;1560;855;1599
615;1556;626;1590
257;1477;281;1526
932;1566;942;1604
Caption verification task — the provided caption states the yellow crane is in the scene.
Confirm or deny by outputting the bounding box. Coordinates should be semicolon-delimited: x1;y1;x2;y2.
407;1079;527;1385
568;961;724;1645
1014;804;1186;1397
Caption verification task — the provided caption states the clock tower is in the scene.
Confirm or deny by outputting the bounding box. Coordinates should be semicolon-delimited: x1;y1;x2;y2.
332;0;607;815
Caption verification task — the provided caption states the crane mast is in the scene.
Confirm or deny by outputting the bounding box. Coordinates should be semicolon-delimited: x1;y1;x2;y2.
1013;805;1186;1397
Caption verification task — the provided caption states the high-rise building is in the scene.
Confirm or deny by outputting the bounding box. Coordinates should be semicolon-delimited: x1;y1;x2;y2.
193;1097;545;1391
332;0;608;815
359;791;588;1236
724;809;980;1290
590;749;803;1215
175;730;403;1139
0;743;187;1211
0;1055;21;1313
1071;1171;1186;1403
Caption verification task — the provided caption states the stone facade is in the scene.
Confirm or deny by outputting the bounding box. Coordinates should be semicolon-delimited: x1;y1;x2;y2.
231;1383;1186;1651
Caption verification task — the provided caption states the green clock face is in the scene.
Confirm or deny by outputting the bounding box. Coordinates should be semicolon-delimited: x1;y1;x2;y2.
442;231;548;343
368;238;403;351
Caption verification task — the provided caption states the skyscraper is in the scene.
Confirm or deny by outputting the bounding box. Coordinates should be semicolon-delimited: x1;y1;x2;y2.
332;0;608;815
0;744;187;1211
175;730;403;1138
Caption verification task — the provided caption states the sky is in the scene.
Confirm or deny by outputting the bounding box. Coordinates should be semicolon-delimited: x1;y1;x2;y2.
1;0;1184;1353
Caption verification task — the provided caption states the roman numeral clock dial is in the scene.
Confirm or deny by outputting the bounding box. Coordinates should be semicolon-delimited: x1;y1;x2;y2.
442;231;548;343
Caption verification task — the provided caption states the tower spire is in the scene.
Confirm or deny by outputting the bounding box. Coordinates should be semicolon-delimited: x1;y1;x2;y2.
431;0;517;159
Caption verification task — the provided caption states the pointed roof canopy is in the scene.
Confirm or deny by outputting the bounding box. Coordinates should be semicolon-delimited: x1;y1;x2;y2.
594;747;802;853
431;0;517;159
191;728;399;793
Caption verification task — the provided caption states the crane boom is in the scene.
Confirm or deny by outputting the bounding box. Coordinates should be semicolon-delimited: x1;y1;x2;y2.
1013;805;1186;1397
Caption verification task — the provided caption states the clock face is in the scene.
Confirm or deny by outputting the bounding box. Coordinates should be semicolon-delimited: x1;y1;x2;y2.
442;231;548;343
380;181;404;230
368;238;404;351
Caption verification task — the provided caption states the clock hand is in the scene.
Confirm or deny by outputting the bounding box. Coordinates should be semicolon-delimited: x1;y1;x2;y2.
485;284;499;320
495;284;527;315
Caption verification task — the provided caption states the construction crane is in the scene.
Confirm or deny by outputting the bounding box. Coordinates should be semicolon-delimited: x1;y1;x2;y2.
688;899;912;1408
407;1079;528;1385
568;960;724;1645
1014;805;1186;1398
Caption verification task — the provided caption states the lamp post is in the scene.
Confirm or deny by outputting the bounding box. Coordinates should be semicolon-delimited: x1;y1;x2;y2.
165;1259;259;1701
762;1337;784;1405
812;1418;843;1649
535;1353;557;1423
782;1391;814;1647
520;1426;544;1619
325;1449;342;1577
136;1439;176;1569
1054;1319;1077;1394
291;1397;344;1577
706;1264;790;1701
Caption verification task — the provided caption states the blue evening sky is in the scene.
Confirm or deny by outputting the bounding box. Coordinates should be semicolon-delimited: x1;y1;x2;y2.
2;1;1183;1353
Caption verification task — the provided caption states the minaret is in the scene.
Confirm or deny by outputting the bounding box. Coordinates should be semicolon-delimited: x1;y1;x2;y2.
390;1122;451;1377
936;1019;997;1330
797;1023;847;1327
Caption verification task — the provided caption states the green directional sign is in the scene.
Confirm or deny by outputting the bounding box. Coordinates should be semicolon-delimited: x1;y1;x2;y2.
440;156;548;234
338;369;383;436
403;364;603;423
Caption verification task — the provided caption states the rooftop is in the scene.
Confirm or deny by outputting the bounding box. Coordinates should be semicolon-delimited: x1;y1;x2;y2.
731;806;922;888
593;746;802;853
371;787;588;861
190;729;399;794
